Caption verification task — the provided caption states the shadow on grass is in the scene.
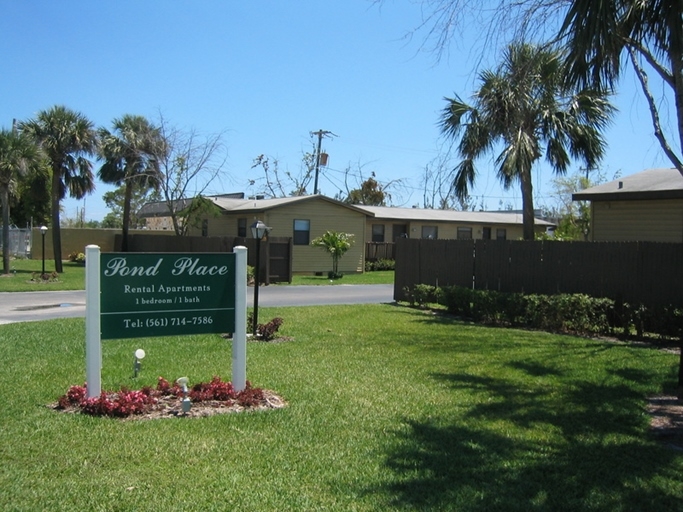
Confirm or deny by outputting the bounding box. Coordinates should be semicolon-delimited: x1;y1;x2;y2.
361;369;683;511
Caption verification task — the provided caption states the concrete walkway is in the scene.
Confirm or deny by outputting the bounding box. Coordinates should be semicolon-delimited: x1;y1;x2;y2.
0;284;395;325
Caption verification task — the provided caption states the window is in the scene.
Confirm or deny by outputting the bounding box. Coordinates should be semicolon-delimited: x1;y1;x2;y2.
201;219;208;237
421;226;438;239
392;224;408;241
457;227;473;240
482;227;491;240
237;218;247;237
372;224;385;243
293;219;310;245
496;228;507;240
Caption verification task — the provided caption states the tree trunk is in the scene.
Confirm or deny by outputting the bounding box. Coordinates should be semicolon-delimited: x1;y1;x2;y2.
1;187;10;274
670;43;683;176
121;180;133;252
679;337;683;390
520;169;535;241
51;169;63;273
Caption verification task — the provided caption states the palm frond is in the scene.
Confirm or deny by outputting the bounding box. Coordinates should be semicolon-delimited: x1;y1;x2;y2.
452;159;476;201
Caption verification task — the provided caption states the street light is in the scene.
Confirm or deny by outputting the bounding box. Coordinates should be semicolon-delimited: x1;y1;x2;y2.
250;220;271;335
40;225;48;275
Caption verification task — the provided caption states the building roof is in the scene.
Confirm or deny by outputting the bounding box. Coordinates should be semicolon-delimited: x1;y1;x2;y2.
355;205;555;226
138;198;194;217
140;193;554;226
208;194;368;215
572;168;683;201
137;193;246;218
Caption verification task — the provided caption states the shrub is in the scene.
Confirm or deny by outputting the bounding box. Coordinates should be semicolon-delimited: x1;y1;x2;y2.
403;284;442;308
522;293;612;335
256;317;284;341
156;376;172;394
57;385;87;409
67;251;86;264
78;388;158;417
365;259;395;272
328;270;343;280
189;376;236;402
439;285;474;317
439;285;616;336
615;302;683;340
237;385;265;407
435;285;683;339
246;314;284;339
31;271;59;282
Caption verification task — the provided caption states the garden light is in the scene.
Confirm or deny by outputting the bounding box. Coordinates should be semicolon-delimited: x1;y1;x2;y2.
177;377;191;414
133;348;145;378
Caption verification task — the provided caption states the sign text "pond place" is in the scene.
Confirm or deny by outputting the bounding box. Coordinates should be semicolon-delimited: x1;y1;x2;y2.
103;256;230;278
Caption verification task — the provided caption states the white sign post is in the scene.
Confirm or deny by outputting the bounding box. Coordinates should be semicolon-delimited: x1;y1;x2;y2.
232;246;247;392
85;244;102;398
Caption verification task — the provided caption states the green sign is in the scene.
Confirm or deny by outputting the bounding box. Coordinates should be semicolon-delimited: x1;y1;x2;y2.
100;253;235;340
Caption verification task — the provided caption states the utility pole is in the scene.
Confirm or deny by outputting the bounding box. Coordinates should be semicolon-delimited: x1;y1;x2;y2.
310;129;336;195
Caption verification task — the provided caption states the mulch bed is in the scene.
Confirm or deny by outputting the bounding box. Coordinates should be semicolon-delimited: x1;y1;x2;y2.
52;389;287;421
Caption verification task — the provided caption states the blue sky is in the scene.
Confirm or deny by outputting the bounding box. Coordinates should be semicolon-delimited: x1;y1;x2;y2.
0;1;672;222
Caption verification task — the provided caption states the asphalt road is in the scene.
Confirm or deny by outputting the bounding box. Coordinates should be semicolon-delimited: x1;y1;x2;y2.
0;284;395;325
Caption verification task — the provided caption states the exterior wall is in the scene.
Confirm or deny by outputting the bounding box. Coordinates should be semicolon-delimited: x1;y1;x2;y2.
199;199;367;274
201;212;236;238
144;216;176;230
591;199;683;242
31;228;172;260
365;219;543;242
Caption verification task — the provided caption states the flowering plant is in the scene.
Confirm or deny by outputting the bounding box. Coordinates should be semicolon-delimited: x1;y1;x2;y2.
56;376;265;418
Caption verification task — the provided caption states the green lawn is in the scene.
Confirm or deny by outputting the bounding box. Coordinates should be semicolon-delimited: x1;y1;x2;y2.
289;270;394;285
0;258;393;291
0;259;85;291
1;304;681;511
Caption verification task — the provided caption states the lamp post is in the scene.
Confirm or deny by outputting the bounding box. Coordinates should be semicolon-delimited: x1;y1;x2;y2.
250;220;270;335
40;226;48;275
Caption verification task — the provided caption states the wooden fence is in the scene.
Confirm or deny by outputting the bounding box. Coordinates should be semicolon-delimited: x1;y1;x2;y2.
394;238;683;308
118;234;292;284
365;242;395;261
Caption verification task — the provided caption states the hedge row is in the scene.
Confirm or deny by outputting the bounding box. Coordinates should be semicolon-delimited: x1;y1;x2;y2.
365;258;395;272
402;284;683;340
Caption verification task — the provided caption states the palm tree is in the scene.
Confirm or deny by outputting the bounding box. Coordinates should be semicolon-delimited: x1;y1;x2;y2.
19;106;97;273
441;43;614;240
98;115;165;252
0;129;42;274
560;0;683;174
311;230;354;279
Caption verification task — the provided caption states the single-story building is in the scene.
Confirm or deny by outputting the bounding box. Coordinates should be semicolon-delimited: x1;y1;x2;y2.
201;195;368;275
138;193;246;231
354;205;553;242
572;168;683;242
138;194;555;274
